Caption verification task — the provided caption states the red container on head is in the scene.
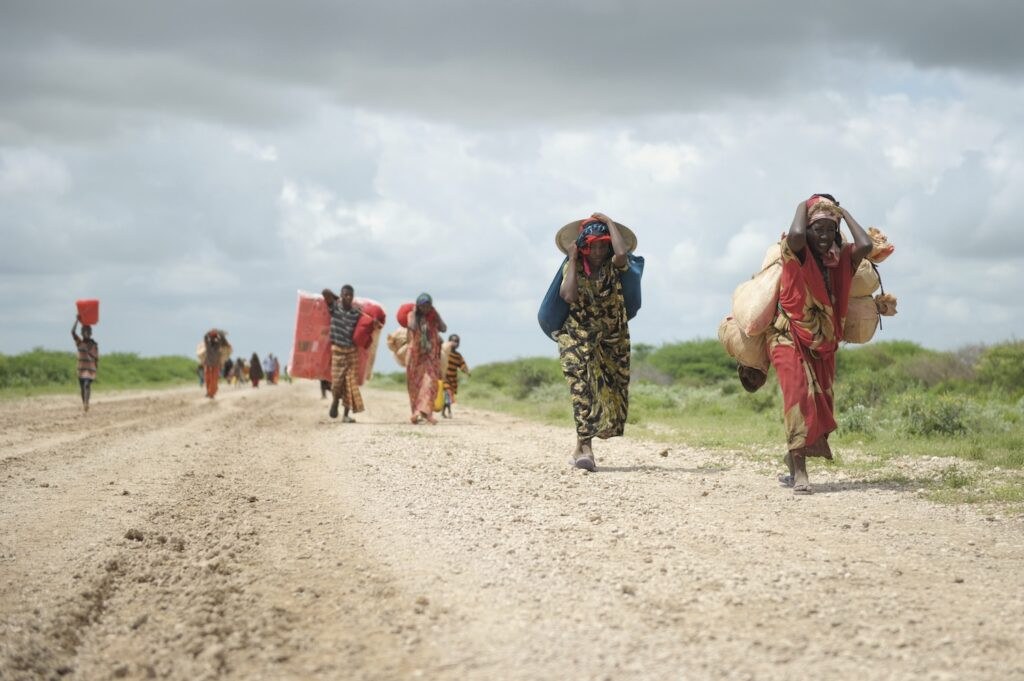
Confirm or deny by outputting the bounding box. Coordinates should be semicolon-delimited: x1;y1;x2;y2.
76;299;99;325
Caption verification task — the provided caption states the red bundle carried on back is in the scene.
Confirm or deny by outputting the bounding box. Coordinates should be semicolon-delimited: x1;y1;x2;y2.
397;302;415;328
76;299;99;325
353;299;386;350
289;291;331;381
353;298;386;386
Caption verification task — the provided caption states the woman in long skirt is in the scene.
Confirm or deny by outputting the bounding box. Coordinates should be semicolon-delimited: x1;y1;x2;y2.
556;212;636;472
767;194;872;494
401;294;447;425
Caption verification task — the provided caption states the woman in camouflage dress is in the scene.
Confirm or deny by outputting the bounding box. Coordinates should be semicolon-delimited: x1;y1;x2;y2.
556;212;636;472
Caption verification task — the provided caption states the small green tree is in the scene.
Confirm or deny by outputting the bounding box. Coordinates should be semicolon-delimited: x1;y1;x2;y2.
976;341;1024;397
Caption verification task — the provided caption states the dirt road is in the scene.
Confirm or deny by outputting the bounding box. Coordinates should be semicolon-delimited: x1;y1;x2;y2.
1;383;1022;680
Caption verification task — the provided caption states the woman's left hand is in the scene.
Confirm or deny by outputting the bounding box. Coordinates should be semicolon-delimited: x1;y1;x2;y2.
591;212;615;227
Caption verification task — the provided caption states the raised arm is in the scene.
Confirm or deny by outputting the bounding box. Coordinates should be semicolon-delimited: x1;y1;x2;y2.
786;201;808;254
840;207;874;270
592;212;628;267
435;312;447;334
71;316;81;343
322;288;338;305
559;244;580;304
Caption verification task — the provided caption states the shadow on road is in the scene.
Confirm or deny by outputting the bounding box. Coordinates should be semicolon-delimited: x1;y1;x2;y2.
596;465;731;474
808;479;931;495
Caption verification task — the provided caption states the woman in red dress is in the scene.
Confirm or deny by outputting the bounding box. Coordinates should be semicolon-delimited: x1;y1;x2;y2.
400;294;447;425
767;194;873;494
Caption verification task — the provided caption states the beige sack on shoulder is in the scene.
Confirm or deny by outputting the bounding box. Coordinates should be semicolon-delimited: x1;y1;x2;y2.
732;242;783;336
386;327;410;368
843;296;879;344
718;316;770;372
850;259;881;297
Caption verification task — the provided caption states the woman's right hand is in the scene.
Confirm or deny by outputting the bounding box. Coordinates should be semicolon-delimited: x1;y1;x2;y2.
567;243;578;261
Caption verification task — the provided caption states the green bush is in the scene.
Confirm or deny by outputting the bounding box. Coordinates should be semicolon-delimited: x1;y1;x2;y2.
0;349;196;393
471;357;562;399
976;341;1024;397
630;383;683;411
643;339;735;385
740;383;780;413
895;393;973;437
837;340;930;375
837;404;876;435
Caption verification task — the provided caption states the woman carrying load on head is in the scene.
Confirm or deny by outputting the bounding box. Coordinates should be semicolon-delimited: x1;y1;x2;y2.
556;212;636;472
402;293;446;425
71;315;99;413
768;194;872;494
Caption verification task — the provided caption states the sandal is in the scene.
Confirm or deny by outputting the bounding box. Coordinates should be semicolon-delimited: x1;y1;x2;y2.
793;483;813;495
777;473;794;487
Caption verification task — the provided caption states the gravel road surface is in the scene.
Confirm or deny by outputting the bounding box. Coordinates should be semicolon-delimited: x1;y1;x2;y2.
2;383;1022;680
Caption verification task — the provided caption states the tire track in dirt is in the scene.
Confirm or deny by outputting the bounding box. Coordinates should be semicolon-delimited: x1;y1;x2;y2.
1;386;434;680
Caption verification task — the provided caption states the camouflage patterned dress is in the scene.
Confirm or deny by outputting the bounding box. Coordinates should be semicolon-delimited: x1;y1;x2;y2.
557;258;630;440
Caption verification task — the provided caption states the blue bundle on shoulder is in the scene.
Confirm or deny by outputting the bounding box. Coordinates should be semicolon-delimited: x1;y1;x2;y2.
537;254;644;341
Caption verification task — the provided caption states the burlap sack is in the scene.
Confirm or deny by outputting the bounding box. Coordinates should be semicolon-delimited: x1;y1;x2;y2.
386;327;410;368
196;340;232;366
843;296;879;344
732;242;783;336
850;259;881;297
717;316;770;372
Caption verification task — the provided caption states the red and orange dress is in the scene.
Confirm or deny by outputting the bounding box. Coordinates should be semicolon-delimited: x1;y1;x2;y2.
766;239;854;458
399;304;442;418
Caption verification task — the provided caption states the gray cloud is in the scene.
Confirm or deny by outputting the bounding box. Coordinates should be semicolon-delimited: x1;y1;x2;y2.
3;1;1023;142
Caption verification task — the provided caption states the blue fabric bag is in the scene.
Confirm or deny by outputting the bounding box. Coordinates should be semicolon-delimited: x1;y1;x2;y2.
537;254;645;341
537;258;570;341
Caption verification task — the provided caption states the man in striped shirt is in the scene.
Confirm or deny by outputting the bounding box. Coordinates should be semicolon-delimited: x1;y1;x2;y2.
71;316;99;413
322;284;364;422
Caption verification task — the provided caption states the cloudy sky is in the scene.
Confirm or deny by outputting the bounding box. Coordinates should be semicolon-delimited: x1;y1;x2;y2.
2;1;1022;367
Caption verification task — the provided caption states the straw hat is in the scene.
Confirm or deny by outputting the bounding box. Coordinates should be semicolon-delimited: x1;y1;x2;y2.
556;218;637;254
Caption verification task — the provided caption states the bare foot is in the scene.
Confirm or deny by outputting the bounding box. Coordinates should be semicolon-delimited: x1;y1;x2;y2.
778;451;795;487
793;455;811;494
571;438;596;471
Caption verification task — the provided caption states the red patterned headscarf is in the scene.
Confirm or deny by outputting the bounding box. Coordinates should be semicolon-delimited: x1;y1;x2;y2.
806;195;842;226
576;220;612;275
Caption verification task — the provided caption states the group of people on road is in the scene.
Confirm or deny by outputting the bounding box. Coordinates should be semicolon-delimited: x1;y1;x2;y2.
75;196;872;495
196;329;286;398
319;287;471;425
208;353;282;389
